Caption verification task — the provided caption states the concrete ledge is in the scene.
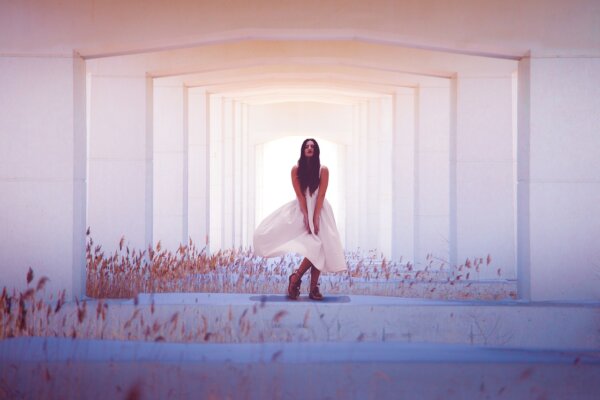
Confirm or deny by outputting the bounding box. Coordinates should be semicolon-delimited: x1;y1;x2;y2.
2;337;599;365
69;293;600;349
2;337;599;400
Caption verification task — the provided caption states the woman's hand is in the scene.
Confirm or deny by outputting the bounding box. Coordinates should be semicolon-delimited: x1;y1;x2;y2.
313;212;320;235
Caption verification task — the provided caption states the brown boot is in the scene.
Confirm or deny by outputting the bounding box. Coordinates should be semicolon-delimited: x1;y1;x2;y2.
288;258;312;300
287;272;302;300
308;266;323;301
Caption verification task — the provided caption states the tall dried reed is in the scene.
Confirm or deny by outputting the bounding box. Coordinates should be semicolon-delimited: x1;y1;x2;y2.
86;230;515;300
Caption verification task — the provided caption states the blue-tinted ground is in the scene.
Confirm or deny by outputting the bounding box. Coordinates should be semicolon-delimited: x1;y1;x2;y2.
1;293;599;399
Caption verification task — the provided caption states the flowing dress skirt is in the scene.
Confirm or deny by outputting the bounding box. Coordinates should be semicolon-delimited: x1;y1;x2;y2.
253;188;347;273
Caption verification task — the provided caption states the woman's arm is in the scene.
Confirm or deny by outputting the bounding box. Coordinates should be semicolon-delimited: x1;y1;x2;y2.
291;165;310;232
313;166;329;234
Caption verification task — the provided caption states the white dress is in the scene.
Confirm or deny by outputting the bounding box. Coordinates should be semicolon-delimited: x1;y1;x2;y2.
253;175;347;273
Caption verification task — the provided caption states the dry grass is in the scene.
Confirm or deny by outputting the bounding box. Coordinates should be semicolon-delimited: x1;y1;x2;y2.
0;232;516;343
0;267;516;345
1;268;291;343
86;231;516;301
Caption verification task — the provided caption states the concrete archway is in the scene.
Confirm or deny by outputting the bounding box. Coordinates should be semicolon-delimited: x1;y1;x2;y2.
3;2;599;301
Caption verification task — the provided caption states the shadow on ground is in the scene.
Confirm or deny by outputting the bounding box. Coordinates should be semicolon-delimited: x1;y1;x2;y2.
249;294;351;303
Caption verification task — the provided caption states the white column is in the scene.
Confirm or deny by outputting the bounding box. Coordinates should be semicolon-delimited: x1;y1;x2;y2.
377;96;393;258
88;73;153;253
182;89;189;245
393;88;416;263
233;101;243;248
415;84;451;267
336;142;347;248
244;104;258;248
188;88;209;250
153;81;186;250
452;74;516;279
0;54;86;298
208;95;223;252
222;98;234;249
366;100;380;252
344;103;360;251
357;102;369;252
254;143;264;239
517;57;532;300
518;56;600;301
241;103;250;248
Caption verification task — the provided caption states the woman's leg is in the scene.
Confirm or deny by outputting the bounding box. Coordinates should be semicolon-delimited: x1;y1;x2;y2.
288;257;312;299
309;266;323;300
296;257;312;277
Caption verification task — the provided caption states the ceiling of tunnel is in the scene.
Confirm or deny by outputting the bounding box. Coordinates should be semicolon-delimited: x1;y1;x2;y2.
2;0;599;58
58;1;588;107
87;40;518;77
188;84;396;105
187;84;401;105
90;39;516;101
157;64;449;89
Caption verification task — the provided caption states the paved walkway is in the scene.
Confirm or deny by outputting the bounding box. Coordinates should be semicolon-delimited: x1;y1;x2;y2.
2;293;599;399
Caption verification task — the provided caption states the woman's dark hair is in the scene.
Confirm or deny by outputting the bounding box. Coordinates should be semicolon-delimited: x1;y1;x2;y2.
297;138;321;195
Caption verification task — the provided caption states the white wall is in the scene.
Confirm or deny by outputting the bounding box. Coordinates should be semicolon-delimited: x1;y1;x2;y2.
249;102;354;145
452;74;516;279
0;55;86;298
222;99;235;249
153;82;186;251
187;88;209;249
393;88;416;263
365;98;393;257
208;95;223;251
87;73;153;252
519;56;600;301
415;84;451;266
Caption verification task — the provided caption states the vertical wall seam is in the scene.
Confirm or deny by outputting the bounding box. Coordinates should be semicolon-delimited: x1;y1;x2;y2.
449;75;458;268
182;87;189;245
205;91;211;253
145;75;154;250
413;87;420;266
516;56;531;301
73;53;87;298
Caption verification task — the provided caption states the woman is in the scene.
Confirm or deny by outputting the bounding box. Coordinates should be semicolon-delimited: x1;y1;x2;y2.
253;138;347;300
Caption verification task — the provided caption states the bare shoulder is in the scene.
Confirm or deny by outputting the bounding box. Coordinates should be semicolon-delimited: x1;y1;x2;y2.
320;165;329;175
291;165;298;174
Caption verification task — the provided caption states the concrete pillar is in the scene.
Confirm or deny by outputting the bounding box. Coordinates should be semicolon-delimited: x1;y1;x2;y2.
415;84;451;267
208;95;223;252
344;103;360;251
0;54;86;298
392;88;416;263
241;103;250;248
254;142;264;240
451;74;516;279
357;102;369;251
187;88;209;250
233;101;243;248
518;56;600;301
88;73;153;253
222;98;234;249
517;57;532;300
336;142;347;247
153;81;186;250
244;104;256;249
366;100;380;252
377;97;393;258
